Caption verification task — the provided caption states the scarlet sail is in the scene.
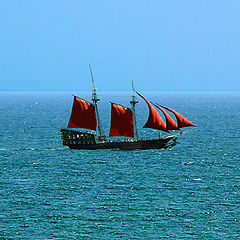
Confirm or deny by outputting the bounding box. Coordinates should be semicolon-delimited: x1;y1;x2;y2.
68;96;97;130
109;103;134;137
153;103;179;131
159;105;195;128
136;92;168;133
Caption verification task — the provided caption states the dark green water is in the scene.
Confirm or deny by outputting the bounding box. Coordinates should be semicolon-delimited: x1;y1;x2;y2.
0;92;240;239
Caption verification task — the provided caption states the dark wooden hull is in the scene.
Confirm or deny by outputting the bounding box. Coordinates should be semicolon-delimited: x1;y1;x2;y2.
68;137;177;150
60;128;177;150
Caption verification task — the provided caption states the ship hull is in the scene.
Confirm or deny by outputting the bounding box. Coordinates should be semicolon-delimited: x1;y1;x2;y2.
60;128;177;150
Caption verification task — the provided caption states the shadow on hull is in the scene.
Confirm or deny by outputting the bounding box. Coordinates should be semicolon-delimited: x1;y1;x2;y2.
60;128;177;150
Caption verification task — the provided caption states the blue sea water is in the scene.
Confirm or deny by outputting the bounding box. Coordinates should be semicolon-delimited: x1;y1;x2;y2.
0;92;240;239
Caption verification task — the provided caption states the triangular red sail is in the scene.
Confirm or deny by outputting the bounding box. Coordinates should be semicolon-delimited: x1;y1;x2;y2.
136;92;169;133
159;104;195;128
68;96;97;130
153;103;179;131
109;103;134;137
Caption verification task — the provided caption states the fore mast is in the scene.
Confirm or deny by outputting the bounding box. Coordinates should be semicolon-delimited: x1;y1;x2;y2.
130;81;138;140
89;64;104;140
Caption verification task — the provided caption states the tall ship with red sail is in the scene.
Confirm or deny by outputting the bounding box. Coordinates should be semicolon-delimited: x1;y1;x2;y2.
60;67;196;150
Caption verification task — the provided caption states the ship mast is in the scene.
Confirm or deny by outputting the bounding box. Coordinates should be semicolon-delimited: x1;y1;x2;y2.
130;81;138;140
89;64;103;138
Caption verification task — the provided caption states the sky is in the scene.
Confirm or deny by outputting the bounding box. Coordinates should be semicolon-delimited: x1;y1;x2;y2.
0;0;240;92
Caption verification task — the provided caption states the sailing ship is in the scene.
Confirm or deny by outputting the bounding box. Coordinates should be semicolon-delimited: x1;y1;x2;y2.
60;67;196;150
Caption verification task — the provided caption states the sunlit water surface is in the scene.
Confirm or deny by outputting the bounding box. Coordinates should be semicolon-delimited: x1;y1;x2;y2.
0;92;240;239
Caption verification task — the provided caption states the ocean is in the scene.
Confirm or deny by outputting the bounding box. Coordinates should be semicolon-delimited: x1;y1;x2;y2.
0;92;239;239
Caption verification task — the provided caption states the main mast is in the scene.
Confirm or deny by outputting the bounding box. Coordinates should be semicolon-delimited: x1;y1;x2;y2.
89;64;103;138
130;81;138;140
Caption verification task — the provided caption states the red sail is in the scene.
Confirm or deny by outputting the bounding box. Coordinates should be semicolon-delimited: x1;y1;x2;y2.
159;105;195;128
109;103;134;137
153;103;179;131
67;96;97;130
136;92;168;133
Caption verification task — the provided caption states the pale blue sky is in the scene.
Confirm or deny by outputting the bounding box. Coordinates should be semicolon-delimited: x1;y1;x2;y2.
0;0;240;91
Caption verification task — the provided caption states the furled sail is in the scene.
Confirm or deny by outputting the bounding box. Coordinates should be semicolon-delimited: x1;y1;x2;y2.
136;92;169;133
158;104;195;128
68;96;97;130
109;103;134;137
153;103;179;131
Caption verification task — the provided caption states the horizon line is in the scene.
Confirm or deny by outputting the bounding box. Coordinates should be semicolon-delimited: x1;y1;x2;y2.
0;90;240;94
